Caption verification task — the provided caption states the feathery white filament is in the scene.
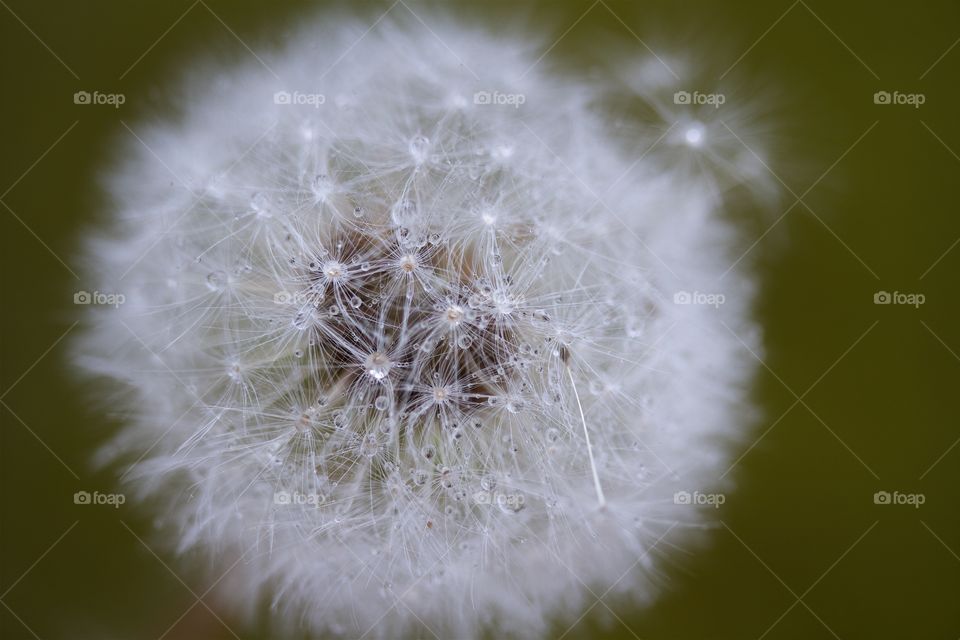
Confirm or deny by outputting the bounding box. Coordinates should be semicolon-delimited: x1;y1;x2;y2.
567;360;606;508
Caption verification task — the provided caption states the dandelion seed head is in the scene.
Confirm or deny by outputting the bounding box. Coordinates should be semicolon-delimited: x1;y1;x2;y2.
73;13;773;640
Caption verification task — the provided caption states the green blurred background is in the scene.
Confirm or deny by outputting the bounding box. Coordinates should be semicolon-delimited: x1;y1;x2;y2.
1;1;958;638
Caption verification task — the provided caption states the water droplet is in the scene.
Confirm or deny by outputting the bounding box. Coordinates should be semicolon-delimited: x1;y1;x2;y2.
456;335;472;349
408;135;430;164
350;296;362;309
421;445;436;461
360;434;379;458
251;192;271;217
206;270;227;291
440;467;455;488
365;352;393;381
353;206;365;218
480;474;496;491
374;396;389;411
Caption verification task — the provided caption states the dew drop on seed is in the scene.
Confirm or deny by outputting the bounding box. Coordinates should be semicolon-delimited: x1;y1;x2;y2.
456;335;472;349
421;445;436;460
360;435;379;458
350;296;362;309
206;270;226;291
353;206;365;218
251;192;271;217
293;349;303;358
374;396;389;411
408;135;430;163
546;428;560;443
440;468;454;488
480;474;496;491
365;352;393;381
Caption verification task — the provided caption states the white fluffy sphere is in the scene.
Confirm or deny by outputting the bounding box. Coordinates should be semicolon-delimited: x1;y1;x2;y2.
75;14;767;639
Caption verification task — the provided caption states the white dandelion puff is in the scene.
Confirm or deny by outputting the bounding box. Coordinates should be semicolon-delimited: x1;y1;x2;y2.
74;13;773;639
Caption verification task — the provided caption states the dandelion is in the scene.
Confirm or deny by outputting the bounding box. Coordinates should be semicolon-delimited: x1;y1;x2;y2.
74;13;771;639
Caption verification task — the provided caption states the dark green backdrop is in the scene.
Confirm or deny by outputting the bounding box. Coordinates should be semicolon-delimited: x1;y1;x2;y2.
1;1;958;638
